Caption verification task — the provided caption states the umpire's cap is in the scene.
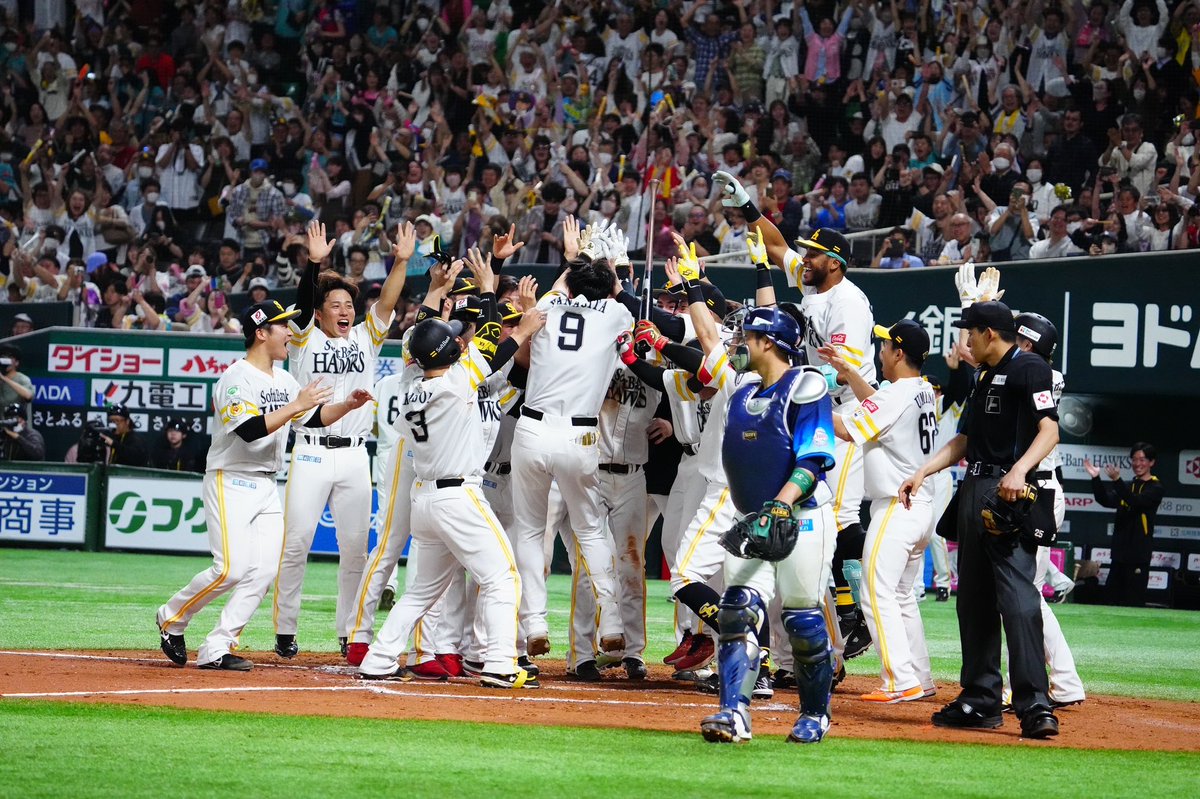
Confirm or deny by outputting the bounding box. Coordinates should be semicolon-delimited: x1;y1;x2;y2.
743;306;802;358
1014;312;1058;361
952;300;1016;333
410;318;464;369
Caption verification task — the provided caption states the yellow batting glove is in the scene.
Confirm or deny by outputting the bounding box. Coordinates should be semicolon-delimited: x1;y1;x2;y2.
746;229;769;266
677;241;701;282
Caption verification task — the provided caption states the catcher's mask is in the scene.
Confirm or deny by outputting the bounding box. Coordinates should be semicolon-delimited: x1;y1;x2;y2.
981;483;1056;545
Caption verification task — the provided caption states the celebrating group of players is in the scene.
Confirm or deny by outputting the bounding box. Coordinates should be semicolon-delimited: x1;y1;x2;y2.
154;167;1082;744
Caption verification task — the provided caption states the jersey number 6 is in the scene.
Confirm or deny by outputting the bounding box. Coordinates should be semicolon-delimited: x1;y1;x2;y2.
558;311;586;351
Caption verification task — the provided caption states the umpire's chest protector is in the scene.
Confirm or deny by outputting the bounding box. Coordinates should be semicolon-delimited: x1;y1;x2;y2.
723;367;836;515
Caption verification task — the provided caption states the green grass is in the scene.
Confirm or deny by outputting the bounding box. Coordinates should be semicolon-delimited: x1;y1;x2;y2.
1;701;1196;799
2;548;1199;797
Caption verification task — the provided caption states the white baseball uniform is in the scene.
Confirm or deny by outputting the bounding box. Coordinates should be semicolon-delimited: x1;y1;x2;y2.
275;307;392;641
372;372;407;486
507;291;633;645
158;359;311;665
360;352;522;678
925;390;964;591
843;376;938;695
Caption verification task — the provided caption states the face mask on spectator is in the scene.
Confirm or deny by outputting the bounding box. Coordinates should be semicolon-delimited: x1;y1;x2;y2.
138;166;153;179
282;181;297;197
975;46;990;60
598;152;613;166
445;173;462;189
1133;88;1146;102
601;199;617;215
1185;134;1196;146
1093;85;1106;101
992;157;1011;172
1026;168;1043;183
247;72;259;86
145;192;160;204
43;238;60;251
0;151;11;162
1157;47;1169;60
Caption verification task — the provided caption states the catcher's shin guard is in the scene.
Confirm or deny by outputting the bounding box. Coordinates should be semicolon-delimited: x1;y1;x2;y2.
715;586;765;714
783;607;833;718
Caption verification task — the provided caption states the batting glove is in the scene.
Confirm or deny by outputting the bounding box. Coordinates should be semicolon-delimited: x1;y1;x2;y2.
606;226;632;269
616;330;638;365
955;260;981;309
634;320;668;352
676;240;702;283
713;170;750;207
977;265;1005;302
746;229;769;266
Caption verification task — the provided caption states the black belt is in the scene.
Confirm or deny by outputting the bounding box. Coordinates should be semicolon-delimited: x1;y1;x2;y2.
967;462;1052;480
485;461;511;475
681;444;698;457
522;407;598;427
599;463;641;474
435;478;464;489
306;435;364;448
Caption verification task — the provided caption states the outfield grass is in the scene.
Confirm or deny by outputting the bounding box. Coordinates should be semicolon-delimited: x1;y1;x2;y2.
2;548;1199;798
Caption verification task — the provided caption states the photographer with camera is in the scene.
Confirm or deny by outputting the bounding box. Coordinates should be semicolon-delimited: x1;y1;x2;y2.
79;404;148;466
0;345;33;419
870;228;924;269
0;403;44;461
151;418;202;472
977;179;1039;262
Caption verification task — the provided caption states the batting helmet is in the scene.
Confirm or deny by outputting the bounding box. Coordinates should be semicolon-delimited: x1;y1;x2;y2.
1014;312;1058;361
409;318;464;369
742;306;802;358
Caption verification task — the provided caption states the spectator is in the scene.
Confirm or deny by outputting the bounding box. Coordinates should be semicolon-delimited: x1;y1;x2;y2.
1030;207;1086;258
1100;114;1158;198
9;313;34;337
156;118;206;222
0;345;33;414
844;172;883;230
518;182;567;266
98;404;149;466
981;181;1040;262
1084;444;1165;606
0;402;44;461
150;418;202;472
228;159;286;260
870;229;925;268
939;213;982;264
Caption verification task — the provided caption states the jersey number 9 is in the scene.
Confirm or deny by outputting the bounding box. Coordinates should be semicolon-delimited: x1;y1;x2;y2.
558;311;586;351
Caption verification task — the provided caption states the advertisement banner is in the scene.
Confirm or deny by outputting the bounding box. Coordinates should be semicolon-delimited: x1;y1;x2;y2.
1179;450;1200;486
1056;445;1133;482
0;470;88;543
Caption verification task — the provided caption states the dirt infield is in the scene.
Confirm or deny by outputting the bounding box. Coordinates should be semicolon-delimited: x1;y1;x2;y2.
2;650;1197;751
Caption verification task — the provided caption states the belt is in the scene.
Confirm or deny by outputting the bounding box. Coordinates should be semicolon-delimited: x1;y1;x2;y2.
967;462;1052;480
681;444;698;457
485;460;511;475
522;407;598;427
435;478;464;489
599;463;641;474
304;434;365;448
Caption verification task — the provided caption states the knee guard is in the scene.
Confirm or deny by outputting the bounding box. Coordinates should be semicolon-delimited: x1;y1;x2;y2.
782;607;833;717
715;587;764;713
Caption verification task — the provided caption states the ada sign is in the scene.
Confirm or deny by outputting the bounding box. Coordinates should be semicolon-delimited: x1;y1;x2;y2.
33;377;87;407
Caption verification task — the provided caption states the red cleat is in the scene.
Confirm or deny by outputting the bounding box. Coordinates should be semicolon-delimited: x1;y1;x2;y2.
345;642;369;667
672;634;715;672
664;632;694;665
436;653;465;677
408;659;451;681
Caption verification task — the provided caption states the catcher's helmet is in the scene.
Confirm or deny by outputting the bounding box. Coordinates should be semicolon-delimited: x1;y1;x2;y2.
409;318;464;369
742;306;802;358
1014;312;1058;361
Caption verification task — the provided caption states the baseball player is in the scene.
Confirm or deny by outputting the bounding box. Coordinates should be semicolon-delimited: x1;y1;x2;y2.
370;367;408;613
822;320;939;703
920;371;968;602
156;300;371;670
717;169;877;660
683;290;838;745
273;221;413;659
359;310;546;688
506;254;634;660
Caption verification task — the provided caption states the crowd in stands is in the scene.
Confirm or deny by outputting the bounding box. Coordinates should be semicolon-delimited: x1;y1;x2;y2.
2;0;1200;338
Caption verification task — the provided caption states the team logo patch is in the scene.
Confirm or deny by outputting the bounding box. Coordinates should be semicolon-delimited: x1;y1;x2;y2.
251;309;268;326
862;399;879;413
227;401;244;418
297;454;322;464
226;386;240;396
231;478;258;489
992;375;1007;386
830;333;847;345
812;428;830;447
1033;390;1055;410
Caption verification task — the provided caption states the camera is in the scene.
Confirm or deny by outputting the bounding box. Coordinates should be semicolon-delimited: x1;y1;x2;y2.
887;238;906;258
0;417;20;430
0;357;12;370
77;420;115;462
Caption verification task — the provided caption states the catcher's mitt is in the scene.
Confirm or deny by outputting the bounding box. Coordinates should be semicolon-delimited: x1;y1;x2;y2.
981;483;1056;546
719;500;799;562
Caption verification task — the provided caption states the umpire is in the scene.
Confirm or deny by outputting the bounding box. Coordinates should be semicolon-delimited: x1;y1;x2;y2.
899;301;1061;740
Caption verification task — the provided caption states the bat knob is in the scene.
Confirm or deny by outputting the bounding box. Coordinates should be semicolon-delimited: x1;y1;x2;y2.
634;341;651;357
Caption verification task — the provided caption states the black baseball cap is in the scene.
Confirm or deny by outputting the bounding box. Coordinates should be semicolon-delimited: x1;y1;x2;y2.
873;319;930;362
795;228;850;265
499;300;523;324
953;301;1016;333
241;300;300;338
923;374;943;392
166;418;189;432
662;281;728;319
449;294;486;322
106;403;131;419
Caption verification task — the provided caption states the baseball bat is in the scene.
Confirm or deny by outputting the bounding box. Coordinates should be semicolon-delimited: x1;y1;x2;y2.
641;178;662;322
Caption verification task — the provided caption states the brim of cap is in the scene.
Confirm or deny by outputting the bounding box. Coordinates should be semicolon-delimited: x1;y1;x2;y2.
266;307;301;324
872;324;894;340
500;308;524;322
794;236;846;262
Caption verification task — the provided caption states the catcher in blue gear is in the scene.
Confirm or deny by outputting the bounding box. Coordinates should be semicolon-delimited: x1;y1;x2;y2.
686;298;839;745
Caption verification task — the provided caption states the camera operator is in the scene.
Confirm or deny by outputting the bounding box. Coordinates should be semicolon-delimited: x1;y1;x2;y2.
0;403;44;461
870;228;925;269
150;418;202;472
83;404;148;466
0;345;33;422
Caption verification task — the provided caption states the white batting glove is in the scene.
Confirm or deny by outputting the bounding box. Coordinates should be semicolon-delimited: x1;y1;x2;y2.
977;266;1005;303
579;218;608;261
955;260;981;309
606;226;631;269
713;170;750;207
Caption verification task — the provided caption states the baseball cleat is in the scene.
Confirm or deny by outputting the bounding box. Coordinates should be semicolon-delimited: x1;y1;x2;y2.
198;654;253;671
462;659;486;677
623;658;648;681
773;669;796;690
516;655;540;678
831;661;847;691
345;642;369;667
786;713;830;744
1050;697;1084;710
936;588;950;602
672;666;714;683
157;620;187;666
527;635;551;657
700;709;752;743
436;653;465;677
753;668;774;700
480;668;541;690
273;634;298;659
860;685;925;703
842;618;872;660
664;632;694;665
568;660;602;682
672;634;715;672
408;660;451;681
378;586;396;611
931;701;1003;730
338;637;349;658
696;673;719;694
922;687;937;698
599;634;626;653
359;667;412;682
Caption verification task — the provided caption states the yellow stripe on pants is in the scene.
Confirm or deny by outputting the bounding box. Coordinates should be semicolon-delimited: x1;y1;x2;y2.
865;498;899;691
163;471;231;627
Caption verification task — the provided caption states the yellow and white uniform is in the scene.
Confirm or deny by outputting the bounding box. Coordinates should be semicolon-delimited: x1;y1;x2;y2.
508;291;633;644
275;307;393;641
926;389;963;591
360;354;521;677
842;377;937;695
157;359;309;664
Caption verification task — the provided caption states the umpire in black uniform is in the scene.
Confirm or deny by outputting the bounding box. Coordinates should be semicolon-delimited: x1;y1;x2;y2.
899;301;1061;739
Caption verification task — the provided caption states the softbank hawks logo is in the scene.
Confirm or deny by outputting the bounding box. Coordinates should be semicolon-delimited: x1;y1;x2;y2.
313;341;366;374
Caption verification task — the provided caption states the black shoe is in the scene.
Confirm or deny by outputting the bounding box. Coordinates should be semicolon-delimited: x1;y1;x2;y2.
339;637;349;657
1050;698;1084;710
752;668;774;699
774;669;796;689
931;701;1003;730
696;673;719;694
481;670;541;689
843;610;872;660
936;588;950;602
517;655;540;678
462;660;485;677
274;634;298;659
1021;710;1060;739
157;622;187;666
831;661;847;691
359;667;411;682
624;658;647;681
569;660;602;682
198;654;253;671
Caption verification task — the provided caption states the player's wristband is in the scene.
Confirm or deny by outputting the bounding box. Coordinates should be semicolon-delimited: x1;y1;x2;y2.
756;263;773;289
788;467;816;500
685;280;705;307
740;201;761;223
